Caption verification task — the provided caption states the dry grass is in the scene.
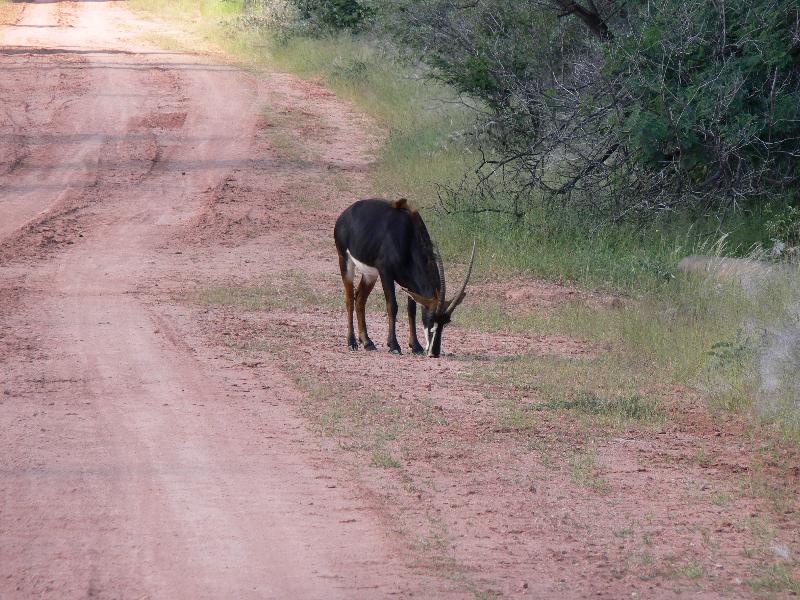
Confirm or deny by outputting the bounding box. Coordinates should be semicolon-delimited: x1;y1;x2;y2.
192;273;337;311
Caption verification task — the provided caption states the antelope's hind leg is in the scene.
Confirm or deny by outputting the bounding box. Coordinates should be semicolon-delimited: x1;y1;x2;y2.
406;298;425;355
338;252;358;350
355;274;378;351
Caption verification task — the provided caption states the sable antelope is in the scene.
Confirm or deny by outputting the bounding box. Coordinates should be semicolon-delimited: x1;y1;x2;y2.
334;198;476;358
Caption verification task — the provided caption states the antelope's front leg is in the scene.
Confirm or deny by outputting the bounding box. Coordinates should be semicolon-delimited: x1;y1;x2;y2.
380;275;402;354
406;298;424;355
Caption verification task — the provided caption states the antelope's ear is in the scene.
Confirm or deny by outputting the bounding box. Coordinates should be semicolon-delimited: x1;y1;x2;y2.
390;198;409;210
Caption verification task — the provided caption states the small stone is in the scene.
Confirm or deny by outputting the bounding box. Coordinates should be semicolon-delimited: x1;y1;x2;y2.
772;544;791;560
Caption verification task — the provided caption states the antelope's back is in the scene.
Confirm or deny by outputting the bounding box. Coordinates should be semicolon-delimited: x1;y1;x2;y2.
334;199;431;267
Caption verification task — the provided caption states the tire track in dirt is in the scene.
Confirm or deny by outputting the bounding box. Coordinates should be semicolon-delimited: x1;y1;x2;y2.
0;5;92;241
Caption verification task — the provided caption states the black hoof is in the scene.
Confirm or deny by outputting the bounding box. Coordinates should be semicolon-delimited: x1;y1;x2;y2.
347;336;358;351
388;346;402;355
364;340;377;351
410;343;425;356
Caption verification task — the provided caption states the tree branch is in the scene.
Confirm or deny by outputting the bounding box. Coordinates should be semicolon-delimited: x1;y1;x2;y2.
552;0;613;40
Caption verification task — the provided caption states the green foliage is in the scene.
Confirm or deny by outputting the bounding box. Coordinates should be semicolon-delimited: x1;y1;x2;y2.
765;203;800;248
380;0;579;111
608;0;800;205
380;0;800;220
707;331;756;375
289;0;372;32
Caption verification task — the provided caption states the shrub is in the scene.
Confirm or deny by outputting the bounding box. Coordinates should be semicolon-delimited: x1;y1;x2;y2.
607;0;800;213
290;0;372;32
380;0;800;221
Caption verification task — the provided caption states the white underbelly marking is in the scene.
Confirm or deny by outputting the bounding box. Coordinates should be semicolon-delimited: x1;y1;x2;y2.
346;250;379;278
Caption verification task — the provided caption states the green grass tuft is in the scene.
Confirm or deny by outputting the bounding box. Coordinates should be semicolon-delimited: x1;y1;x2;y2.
370;447;402;468
569;451;611;494
536;392;663;422
748;563;800;594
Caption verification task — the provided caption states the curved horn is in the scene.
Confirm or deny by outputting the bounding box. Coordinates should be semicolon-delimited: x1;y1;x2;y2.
433;243;447;314
446;240;476;316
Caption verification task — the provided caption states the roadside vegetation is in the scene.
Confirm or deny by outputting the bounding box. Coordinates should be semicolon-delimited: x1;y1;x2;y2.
0;0;23;25
129;1;800;439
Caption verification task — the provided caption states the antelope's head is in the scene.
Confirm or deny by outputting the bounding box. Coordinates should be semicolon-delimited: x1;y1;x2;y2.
411;241;476;358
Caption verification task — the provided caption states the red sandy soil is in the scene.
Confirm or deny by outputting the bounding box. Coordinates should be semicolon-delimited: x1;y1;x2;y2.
0;2;798;599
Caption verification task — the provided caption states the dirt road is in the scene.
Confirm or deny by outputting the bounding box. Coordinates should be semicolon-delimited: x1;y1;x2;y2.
0;2;444;597
1;1;798;599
